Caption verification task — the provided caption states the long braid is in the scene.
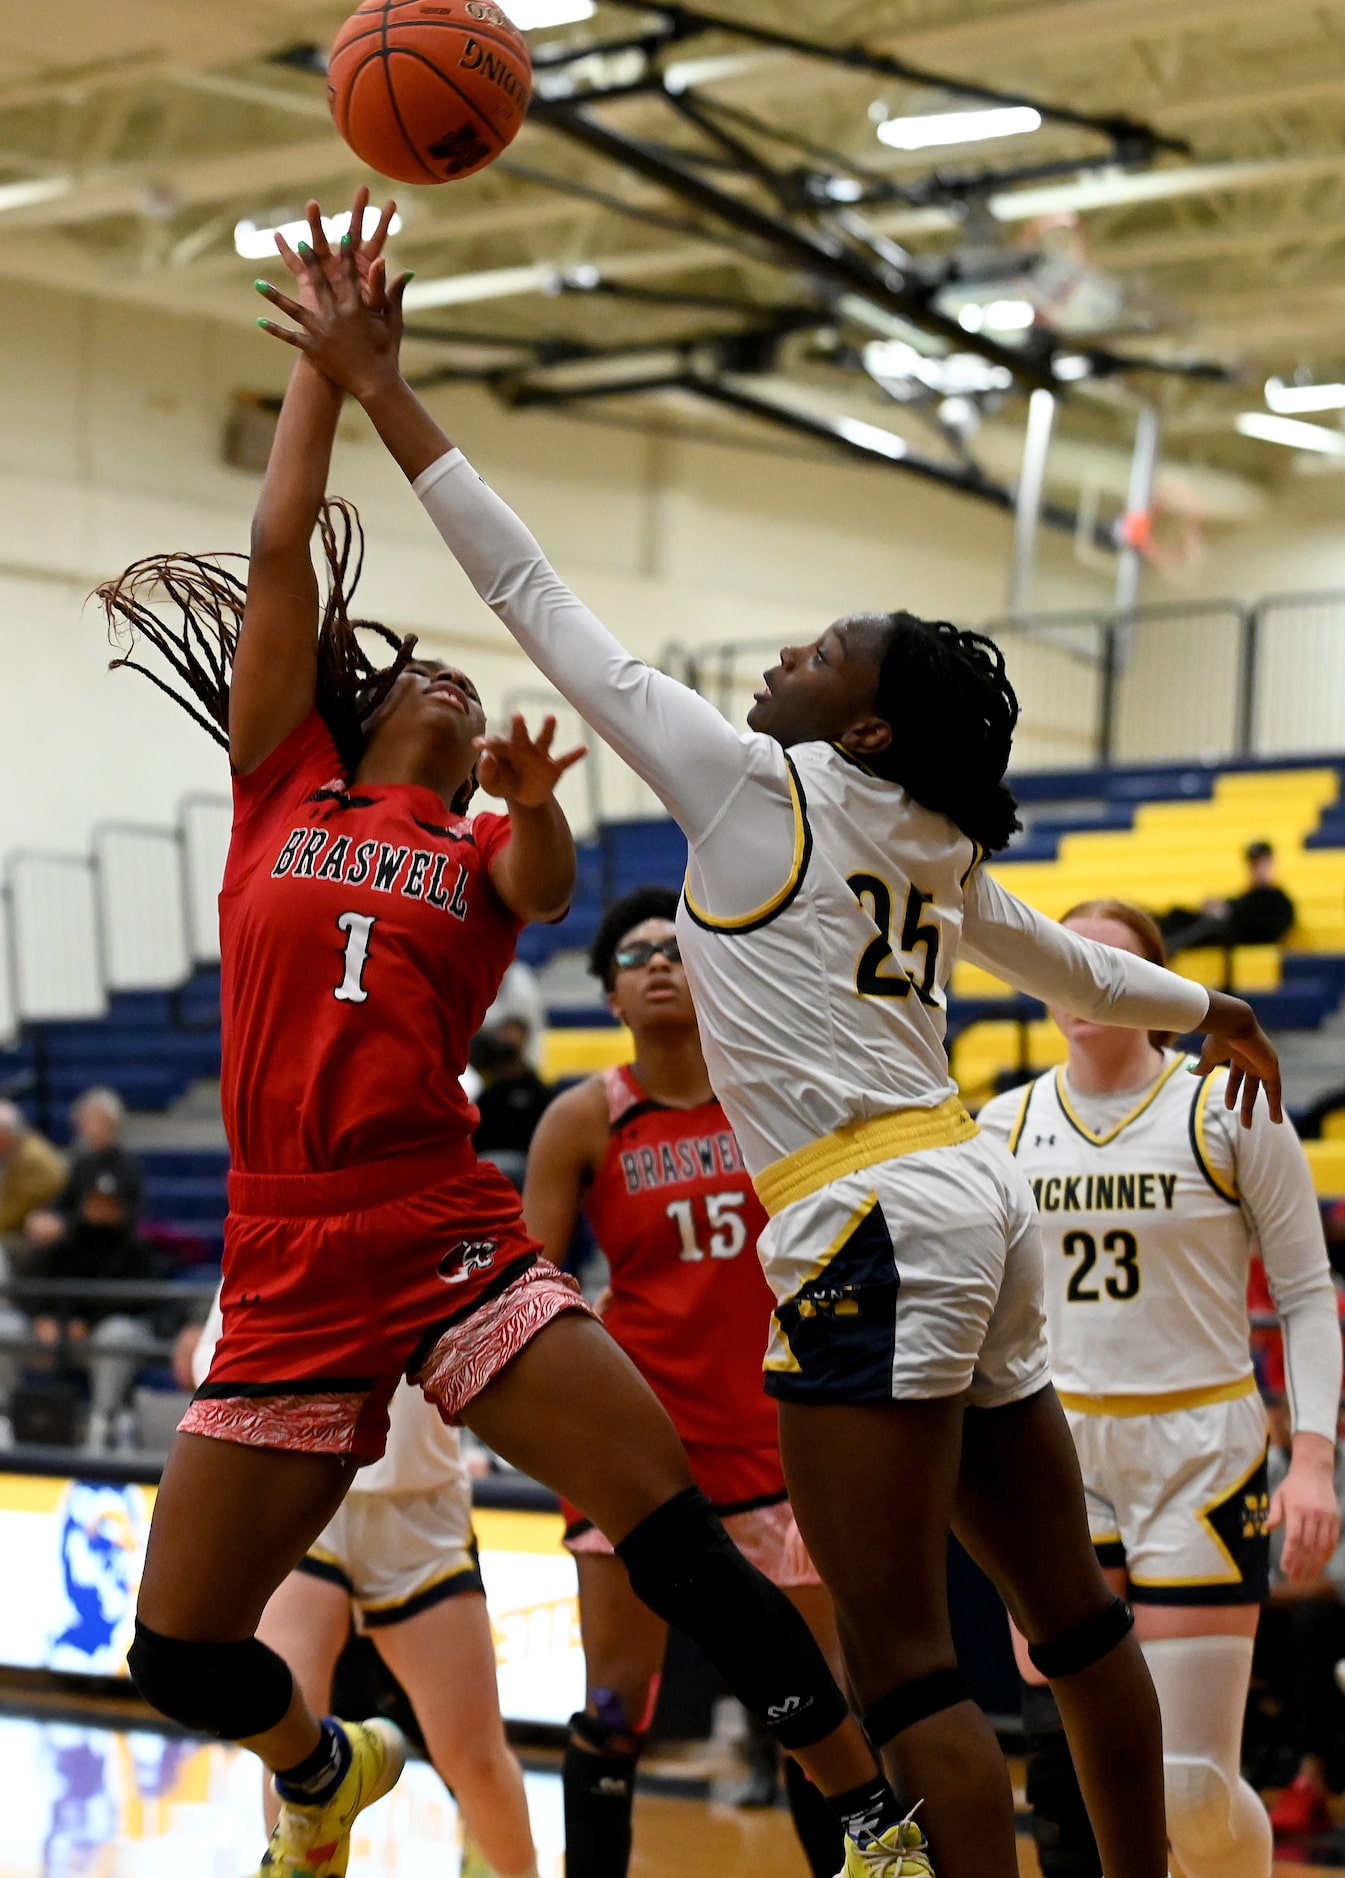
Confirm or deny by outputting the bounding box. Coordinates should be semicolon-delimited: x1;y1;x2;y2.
869;611;1022;852
96;499;416;772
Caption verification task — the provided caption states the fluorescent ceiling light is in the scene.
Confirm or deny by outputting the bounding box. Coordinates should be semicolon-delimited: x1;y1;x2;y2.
0;176;71;215
1265;376;1345;415
235;205;402;261
503;0;594;27
864;339;1012;396
878;105;1041;153
1235;412;1345;456
959;298;1035;333
834;417;908;460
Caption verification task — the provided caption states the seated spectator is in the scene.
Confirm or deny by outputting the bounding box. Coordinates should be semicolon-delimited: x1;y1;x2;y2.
25;1086;143;1250
16;1089;156;1451
1157;840;1296;954
1254;1398;1345;1838
0;1101;66;1248
24;1154;161;1451
470;1021;553;1188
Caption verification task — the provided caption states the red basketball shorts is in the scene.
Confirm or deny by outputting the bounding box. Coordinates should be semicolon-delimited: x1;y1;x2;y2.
181;1142;590;1462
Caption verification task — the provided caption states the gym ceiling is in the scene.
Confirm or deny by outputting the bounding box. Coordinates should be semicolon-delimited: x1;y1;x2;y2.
3;0;1344;533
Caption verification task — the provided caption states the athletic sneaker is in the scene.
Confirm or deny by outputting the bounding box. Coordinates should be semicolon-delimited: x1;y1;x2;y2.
839;1810;935;1877
259;1719;407;1878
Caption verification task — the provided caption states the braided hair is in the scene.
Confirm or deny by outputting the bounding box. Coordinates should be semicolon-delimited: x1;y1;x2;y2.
866;611;1021;853
95;499;417;778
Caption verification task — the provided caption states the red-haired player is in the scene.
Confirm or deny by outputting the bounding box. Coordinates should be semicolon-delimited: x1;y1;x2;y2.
99;194;914;1878
526;888;842;1878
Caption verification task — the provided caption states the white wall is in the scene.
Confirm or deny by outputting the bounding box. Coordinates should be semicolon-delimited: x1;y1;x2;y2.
0;273;1340;860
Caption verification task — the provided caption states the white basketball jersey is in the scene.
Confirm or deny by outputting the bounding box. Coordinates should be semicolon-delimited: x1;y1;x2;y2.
980;1056;1254;1397
676;742;976;1175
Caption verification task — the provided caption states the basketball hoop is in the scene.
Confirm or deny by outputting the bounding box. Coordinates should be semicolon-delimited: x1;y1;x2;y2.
1118;480;1206;574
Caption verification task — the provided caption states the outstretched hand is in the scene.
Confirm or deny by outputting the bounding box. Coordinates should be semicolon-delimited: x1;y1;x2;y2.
1192;990;1283;1127
255;203;410;402
272;187;396;316
474;713;587;808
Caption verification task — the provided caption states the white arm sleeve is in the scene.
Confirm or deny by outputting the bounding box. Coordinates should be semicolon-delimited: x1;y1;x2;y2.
962;870;1212;1033
414;449;772;848
1224;1106;1343;1441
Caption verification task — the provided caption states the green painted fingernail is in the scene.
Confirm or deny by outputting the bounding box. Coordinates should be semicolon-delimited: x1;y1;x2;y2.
341;232;352;247
297;240;310;254
406;271;416;281
253;279;268;292
256;316;268;328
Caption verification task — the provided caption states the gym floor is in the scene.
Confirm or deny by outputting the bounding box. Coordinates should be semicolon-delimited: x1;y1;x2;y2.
1;1705;1341;1877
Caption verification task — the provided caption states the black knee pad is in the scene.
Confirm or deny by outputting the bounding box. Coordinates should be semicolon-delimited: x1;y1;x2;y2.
127;1622;293;1740
1027;1597;1134;1682
616;1487;850;1751
862;1666;970;1753
1021;1684;1102;1878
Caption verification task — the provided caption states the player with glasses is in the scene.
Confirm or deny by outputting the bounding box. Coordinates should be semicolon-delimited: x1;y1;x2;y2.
526;887;843;1878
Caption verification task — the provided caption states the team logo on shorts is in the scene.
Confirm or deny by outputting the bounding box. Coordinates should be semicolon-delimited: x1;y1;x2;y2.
438;1238;499;1285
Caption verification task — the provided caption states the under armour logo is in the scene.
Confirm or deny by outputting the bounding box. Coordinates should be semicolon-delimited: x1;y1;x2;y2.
1034;1133;1057;1147
438;1238;498;1285
767;1695;803;1720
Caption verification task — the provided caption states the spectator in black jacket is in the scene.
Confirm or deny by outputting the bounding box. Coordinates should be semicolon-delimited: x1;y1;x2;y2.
22;1088;157;1451
1158;841;1297;954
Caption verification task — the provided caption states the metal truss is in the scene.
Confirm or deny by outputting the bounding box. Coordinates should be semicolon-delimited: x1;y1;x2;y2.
438;0;1215;522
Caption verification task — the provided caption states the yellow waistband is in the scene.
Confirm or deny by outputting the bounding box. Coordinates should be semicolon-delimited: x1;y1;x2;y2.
1058;1374;1258;1418
753;1096;979;1217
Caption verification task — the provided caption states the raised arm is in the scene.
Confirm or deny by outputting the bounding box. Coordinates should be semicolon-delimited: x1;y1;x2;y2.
235;192;395;773
963;868;1282;1123
227;357;340;773
254;239;760;845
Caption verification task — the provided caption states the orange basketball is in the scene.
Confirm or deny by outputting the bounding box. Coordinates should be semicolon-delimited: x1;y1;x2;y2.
328;0;532;185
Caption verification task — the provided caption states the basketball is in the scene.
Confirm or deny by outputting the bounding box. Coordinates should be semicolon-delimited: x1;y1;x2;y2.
327;0;532;186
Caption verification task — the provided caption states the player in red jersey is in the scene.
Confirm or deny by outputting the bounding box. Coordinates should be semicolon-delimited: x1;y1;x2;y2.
526;888;843;1878
97;195;918;1878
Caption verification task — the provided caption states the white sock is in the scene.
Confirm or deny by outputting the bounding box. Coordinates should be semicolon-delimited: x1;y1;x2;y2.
1141;1635;1272;1878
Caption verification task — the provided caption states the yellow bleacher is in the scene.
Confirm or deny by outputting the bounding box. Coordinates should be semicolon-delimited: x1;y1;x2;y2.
985;767;1344;945
950;765;1345;1179
540;1026;632;1081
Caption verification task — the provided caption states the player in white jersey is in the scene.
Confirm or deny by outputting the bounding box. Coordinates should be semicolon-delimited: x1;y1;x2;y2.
191;1303;538;1878
980;898;1340;1878
263;237;1285;1878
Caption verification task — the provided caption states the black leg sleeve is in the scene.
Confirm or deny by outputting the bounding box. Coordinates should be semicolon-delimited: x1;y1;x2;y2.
616;1489;850;1752
784;1754;848;1878
1021;1681;1103;1878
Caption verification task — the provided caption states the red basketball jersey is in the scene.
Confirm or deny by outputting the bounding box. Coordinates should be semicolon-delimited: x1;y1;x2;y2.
583;1067;781;1491
220;712;521;1175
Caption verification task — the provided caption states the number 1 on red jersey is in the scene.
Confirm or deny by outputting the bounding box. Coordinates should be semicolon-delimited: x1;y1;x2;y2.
335;911;375;1004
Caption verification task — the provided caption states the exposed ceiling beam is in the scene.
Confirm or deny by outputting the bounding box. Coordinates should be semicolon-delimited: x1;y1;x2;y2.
879;0;1329;63
1158;73;1345;128
0;134;360;232
1102;214;1345;273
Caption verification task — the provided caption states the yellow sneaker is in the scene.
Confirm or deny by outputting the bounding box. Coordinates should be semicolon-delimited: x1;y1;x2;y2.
839;1806;936;1877
259;1719;407;1878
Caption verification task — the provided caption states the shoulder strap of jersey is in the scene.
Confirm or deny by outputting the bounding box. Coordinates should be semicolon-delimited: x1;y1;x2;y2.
1005;1076;1039;1156
604;1064;643;1127
1188;1070;1241;1204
